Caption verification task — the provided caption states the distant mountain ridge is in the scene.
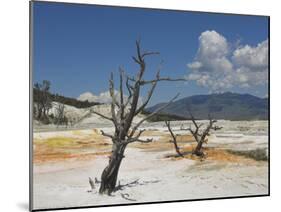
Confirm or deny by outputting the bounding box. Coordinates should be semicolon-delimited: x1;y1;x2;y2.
146;92;268;120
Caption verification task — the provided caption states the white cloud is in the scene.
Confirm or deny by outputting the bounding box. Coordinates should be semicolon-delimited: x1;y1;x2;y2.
232;39;268;87
232;40;268;70
186;30;268;92
78;90;121;104
78;90;143;106
196;30;229;59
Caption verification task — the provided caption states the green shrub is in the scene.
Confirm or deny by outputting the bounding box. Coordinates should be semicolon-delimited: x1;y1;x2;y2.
227;148;268;161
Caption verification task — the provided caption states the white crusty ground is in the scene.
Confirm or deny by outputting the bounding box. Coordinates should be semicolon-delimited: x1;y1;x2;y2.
32;120;268;210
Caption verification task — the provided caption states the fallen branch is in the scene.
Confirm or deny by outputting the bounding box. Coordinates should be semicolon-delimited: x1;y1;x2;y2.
120;193;136;201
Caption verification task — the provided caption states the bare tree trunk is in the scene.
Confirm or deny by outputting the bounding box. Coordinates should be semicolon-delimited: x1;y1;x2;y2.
37;108;42;119
99;143;127;194
174;141;183;157
193;140;204;156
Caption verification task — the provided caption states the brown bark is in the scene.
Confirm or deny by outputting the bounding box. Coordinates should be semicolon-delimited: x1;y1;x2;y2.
193;140;204;156
99;143;127;194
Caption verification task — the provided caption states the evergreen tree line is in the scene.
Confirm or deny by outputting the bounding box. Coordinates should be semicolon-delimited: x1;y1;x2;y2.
33;80;101;124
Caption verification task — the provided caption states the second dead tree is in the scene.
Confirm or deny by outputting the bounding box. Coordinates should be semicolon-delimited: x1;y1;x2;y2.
165;114;222;157
187;114;222;157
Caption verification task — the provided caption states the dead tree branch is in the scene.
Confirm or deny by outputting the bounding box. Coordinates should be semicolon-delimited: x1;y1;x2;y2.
88;177;95;192
165;121;184;157
91;110;113;122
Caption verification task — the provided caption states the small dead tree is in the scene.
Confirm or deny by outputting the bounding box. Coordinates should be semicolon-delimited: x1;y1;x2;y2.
187;114;222;157
165;121;184;157
55;103;68;127
92;40;184;195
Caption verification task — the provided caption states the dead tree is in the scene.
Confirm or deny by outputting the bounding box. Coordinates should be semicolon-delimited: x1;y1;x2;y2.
165;121;184;157
187;114;222;157
92;40;184;195
55;103;68;127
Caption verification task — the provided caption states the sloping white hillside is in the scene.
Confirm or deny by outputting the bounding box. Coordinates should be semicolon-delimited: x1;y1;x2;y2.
35;102;146;130
79;104;147;127
48;102;89;123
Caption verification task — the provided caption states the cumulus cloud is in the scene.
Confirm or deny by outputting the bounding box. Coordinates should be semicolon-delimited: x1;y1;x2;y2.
78;91;123;104
78;90;143;105
232;39;268;87
232;40;268;70
186;30;268;92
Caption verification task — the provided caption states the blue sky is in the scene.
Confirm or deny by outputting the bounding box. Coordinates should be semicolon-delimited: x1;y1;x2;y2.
32;1;269;105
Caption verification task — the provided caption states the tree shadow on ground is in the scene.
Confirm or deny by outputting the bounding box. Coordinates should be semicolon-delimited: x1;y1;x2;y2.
88;177;161;201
